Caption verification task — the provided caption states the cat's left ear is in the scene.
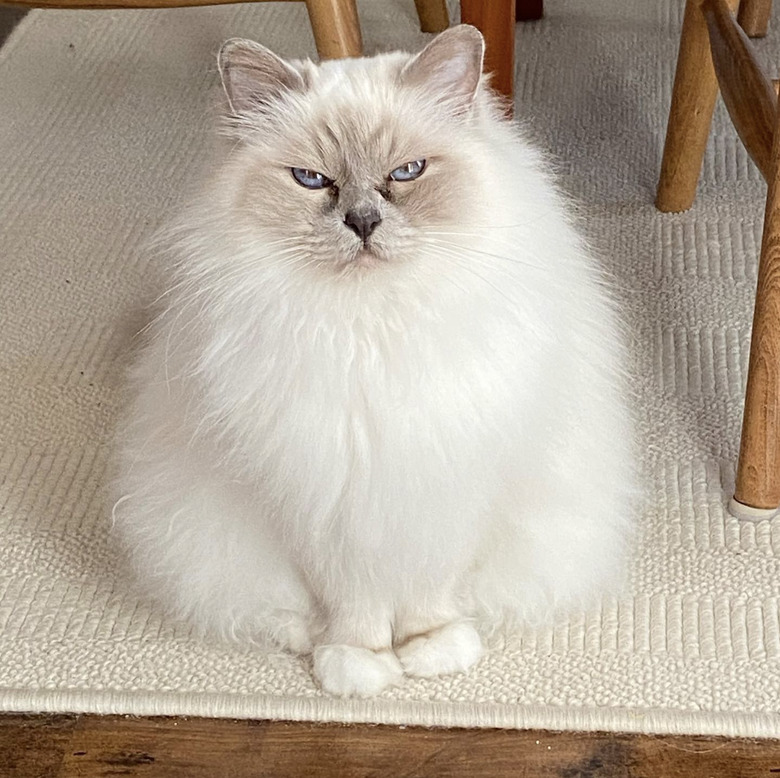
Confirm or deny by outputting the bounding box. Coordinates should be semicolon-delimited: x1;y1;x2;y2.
401;25;484;114
218;38;304;116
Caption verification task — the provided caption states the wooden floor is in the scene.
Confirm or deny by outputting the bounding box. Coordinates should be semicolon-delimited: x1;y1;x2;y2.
1;715;779;777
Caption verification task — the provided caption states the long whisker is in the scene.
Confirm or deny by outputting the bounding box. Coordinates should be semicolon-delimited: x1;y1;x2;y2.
156;246;308;365
422;248;525;312
134;236;307;339
153;251;320;388
420;235;550;273
420;235;640;296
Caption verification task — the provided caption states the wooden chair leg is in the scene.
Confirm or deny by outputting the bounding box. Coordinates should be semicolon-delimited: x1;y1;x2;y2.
656;0;740;213
703;0;776;179
414;0;449;33
516;0;543;22
304;0;362;59
460;0;515;103
737;0;772;37
731;94;780;520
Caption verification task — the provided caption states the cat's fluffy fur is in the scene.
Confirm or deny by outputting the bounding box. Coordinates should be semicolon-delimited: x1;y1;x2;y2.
114;26;637;696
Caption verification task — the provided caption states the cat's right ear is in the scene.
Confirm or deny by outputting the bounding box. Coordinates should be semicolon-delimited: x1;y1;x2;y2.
401;25;485;114
218;38;304;116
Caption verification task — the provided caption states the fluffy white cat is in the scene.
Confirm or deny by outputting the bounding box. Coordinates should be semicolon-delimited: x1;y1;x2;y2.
114;25;637;697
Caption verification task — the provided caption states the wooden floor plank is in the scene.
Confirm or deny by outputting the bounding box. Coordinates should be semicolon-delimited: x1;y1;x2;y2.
2;714;780;777
0;714;77;778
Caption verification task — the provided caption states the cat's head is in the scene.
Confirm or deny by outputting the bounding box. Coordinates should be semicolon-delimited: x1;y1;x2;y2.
215;26;495;272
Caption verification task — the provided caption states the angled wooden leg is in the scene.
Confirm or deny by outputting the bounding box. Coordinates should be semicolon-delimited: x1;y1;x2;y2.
414;0;449;33
703;0;776;179
737;0;772;37
731;94;780;520
460;0;515;104
656;0;740;213
304;0;362;59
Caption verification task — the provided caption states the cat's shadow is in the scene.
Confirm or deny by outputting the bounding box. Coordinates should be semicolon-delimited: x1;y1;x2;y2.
513;9;672;208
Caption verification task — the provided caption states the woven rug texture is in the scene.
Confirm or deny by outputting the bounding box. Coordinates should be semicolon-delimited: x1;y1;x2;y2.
1;0;779;737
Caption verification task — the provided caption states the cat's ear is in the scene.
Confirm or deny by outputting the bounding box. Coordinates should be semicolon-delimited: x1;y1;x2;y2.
401;25;484;113
218;38;304;115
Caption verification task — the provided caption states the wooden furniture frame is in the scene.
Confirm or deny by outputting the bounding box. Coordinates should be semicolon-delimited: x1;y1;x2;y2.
460;0;544;104
2;0;365;58
657;0;780;519
0;0;452;59
461;0;516;99
739;0;773;36
0;0;540;100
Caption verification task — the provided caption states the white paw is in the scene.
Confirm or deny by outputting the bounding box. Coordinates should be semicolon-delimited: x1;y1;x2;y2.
396;622;484;678
313;644;403;697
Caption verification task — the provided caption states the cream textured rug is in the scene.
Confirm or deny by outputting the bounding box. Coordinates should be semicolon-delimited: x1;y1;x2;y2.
1;0;779;738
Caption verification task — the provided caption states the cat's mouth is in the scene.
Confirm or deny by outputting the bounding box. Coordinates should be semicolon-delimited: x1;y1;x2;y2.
350;245;387;268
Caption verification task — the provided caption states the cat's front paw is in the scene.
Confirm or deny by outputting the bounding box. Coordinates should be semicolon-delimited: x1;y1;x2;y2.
396;621;484;678
313;644;403;697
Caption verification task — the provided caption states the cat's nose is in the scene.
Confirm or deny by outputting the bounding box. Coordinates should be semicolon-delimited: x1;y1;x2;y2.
343;209;382;243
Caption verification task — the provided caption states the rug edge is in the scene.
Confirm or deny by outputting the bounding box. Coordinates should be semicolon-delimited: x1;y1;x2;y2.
2;689;778;739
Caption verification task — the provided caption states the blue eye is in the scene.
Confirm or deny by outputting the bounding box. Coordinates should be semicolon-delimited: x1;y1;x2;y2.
291;168;333;189
389;159;426;182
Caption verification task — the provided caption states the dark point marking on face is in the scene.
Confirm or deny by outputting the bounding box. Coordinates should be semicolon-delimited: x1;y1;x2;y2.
319;184;340;215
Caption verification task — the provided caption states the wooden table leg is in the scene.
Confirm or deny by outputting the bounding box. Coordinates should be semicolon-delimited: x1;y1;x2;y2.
731;92;780;520
305;0;362;59
414;0;449;32
461;0;515;103
656;0;740;213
